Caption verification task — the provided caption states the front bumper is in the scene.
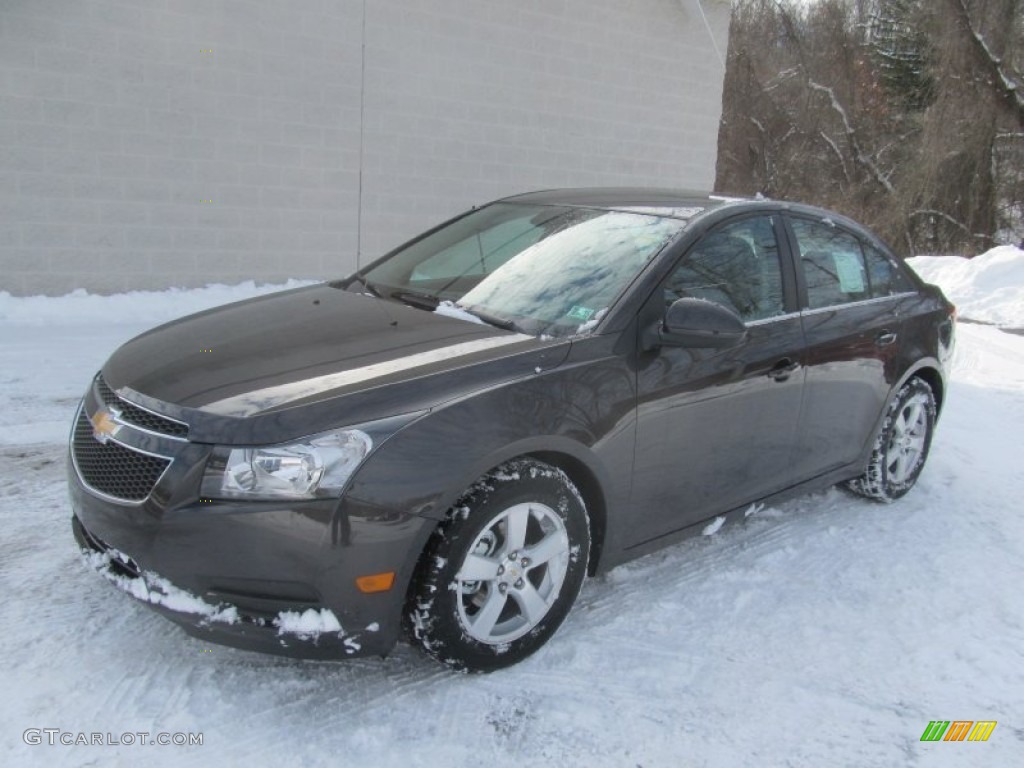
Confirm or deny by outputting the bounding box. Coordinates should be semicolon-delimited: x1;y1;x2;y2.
70;463;435;660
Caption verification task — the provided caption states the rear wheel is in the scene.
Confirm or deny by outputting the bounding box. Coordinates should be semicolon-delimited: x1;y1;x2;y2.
405;459;590;671
848;377;937;502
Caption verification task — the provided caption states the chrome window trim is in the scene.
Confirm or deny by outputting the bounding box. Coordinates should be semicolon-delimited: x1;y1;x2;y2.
745;311;802;327
801;291;917;317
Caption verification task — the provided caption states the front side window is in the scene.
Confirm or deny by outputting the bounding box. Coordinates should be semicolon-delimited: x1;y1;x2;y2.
360;203;689;336
664;215;785;322
791;219;870;309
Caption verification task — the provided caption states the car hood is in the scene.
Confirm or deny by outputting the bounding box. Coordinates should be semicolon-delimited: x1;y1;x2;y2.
101;284;569;444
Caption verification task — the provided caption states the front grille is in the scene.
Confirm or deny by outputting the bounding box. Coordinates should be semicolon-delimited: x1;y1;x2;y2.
72;410;171;502
95;376;188;439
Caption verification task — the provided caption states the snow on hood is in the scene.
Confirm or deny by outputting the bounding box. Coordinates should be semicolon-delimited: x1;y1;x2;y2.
907;246;1024;327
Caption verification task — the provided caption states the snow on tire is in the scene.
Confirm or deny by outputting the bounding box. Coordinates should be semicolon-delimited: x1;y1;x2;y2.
847;377;937;502
404;458;590;672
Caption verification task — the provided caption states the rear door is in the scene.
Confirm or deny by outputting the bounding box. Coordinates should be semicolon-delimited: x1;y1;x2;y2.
627;213;805;548
784;215;907;481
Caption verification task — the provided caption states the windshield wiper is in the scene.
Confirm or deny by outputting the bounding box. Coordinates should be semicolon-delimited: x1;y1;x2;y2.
390;291;518;332
391;290;440;310
458;305;518;331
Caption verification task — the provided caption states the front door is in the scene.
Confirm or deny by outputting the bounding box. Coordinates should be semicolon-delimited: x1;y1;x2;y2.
627;214;806;549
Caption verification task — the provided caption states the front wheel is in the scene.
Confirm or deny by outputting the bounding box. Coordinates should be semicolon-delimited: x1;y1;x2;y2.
847;377;937;502
405;459;590;672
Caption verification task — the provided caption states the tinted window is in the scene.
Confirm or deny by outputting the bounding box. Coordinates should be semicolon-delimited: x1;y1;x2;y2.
861;244;898;297
791;219;869;309
665;216;785;322
863;243;914;295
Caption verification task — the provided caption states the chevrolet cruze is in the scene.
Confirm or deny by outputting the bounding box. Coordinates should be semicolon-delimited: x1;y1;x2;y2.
70;189;955;671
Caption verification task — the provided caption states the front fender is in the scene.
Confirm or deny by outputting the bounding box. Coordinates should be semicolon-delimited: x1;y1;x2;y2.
342;333;637;584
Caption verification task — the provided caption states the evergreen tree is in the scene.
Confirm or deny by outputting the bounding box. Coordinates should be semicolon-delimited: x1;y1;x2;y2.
869;0;934;111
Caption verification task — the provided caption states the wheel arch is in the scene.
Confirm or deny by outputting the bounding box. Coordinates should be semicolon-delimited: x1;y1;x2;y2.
407;441;612;583
527;449;608;576
906;364;945;416
856;359;945;474
401;448;600;670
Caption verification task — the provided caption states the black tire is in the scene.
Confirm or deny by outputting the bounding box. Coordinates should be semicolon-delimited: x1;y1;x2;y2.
847;377;937;502
404;458;590;672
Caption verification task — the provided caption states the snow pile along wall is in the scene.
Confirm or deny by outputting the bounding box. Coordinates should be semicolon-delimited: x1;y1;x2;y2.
0;280;313;327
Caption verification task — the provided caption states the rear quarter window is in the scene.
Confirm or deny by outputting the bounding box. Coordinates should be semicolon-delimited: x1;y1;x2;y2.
863;243;915;295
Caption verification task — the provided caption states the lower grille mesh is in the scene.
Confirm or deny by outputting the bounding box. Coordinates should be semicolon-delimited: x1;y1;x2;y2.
72;410;170;502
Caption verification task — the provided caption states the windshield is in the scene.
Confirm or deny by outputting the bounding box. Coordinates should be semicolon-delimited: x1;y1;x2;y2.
357;203;687;337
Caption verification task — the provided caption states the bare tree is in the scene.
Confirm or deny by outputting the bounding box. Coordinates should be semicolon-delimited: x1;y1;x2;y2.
716;0;1024;255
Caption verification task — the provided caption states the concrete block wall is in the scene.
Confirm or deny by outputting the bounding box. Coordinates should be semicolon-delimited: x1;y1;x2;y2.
0;0;730;296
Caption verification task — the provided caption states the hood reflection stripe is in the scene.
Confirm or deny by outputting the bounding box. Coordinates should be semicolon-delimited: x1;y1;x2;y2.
200;333;534;417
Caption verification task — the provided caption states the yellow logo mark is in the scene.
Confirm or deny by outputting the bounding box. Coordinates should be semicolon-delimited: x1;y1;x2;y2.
967;721;997;742
90;409;121;444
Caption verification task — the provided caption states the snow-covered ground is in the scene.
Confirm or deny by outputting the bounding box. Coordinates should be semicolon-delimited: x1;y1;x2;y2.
2;254;1022;766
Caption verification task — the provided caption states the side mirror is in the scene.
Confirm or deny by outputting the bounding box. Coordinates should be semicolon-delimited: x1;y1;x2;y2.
645;298;747;350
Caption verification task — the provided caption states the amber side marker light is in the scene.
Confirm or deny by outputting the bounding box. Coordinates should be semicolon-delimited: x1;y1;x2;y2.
356;572;396;593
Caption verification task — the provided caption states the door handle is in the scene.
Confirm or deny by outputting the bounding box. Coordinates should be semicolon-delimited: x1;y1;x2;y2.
875;330;898;347
767;358;799;382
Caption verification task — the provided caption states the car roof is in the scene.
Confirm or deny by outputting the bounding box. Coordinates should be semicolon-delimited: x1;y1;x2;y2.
497;187;736;221
494;189;886;249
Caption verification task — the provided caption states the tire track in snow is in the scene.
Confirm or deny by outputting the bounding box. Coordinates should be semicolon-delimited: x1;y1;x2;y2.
570;491;855;635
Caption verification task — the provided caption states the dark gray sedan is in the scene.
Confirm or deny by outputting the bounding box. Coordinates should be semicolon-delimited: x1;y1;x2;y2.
70;189;955;671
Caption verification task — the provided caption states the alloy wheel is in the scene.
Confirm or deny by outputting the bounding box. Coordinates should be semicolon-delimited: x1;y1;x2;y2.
453;502;570;644
885;392;930;484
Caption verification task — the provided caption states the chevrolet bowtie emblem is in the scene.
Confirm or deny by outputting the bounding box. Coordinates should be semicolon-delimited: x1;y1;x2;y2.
90;407;122;444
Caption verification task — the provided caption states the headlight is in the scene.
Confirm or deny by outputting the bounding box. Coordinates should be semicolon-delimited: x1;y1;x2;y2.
201;429;373;500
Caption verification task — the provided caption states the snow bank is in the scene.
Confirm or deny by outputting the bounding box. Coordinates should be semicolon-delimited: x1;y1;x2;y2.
0;279;316;326
907;245;1024;327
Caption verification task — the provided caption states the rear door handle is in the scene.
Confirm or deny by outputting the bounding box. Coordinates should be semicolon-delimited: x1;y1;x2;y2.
767;358;799;382
875;330;898;347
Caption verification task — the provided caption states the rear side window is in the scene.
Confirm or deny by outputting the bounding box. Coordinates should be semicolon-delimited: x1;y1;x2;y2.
863;244;914;295
791;219;869;309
